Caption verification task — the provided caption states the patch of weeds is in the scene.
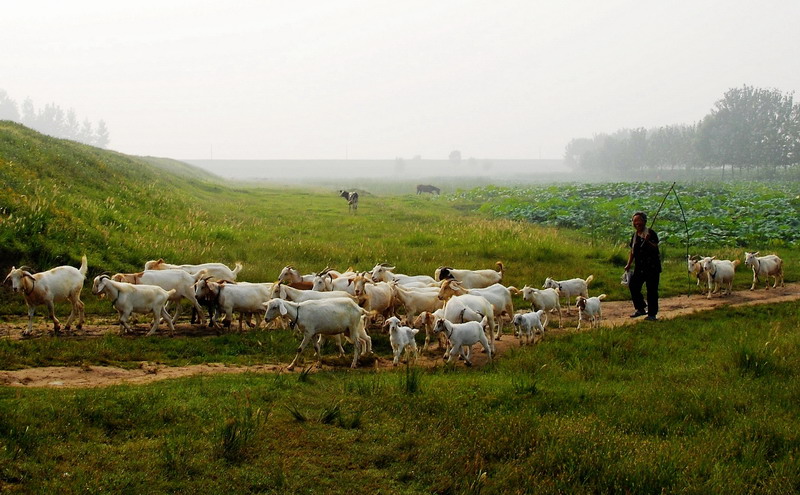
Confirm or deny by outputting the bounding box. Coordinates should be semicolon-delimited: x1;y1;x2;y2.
161;434;196;478
400;363;423;395
337;409;363;430
734;339;782;378
318;401;342;425
345;373;386;396
511;374;539;396
216;396;268;464
284;404;307;423
297;366;314;383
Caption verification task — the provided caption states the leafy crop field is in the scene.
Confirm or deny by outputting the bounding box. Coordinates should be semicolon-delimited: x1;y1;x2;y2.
456;182;800;250
2;123;800;493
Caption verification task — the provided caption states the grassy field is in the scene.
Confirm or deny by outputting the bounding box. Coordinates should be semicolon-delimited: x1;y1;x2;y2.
1;302;799;494
2;122;800;493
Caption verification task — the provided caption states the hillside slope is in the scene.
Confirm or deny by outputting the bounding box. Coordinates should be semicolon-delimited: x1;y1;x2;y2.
0;121;222;273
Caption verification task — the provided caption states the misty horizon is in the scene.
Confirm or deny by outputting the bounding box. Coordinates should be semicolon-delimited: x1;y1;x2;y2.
184;158;568;180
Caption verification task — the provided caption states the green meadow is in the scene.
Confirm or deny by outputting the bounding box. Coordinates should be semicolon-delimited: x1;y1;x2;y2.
1;121;800;493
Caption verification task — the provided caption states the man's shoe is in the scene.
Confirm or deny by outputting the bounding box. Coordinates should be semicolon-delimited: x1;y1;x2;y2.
644;315;657;321
630;310;646;318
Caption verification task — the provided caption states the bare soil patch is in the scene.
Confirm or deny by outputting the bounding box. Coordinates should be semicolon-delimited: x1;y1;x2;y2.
2;284;799;389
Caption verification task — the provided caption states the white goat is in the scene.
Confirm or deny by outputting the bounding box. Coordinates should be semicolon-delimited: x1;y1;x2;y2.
744;252;784;290
433;316;492;366
701;257;740;298
543;275;593;312
352;275;395;325
370;264;437;286
112;269;206;325
687;255;710;293
4;255;88;336
263;297;367;370
575;294;606;330
311;272;357;295
391;282;443;325
511;310;546;345
519;286;562;328
145;258;243;281
442;293;497;351
383;316;419;366
269;283;365;351
270;283;355;303
195;279;274;331
434;262;504;289
438;280;513;340
92;275;176;336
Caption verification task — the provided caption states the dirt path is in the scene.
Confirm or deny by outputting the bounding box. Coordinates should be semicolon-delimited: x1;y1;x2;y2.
2;284;799;389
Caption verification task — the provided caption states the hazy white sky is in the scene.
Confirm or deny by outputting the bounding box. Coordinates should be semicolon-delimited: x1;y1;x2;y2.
3;1;799;161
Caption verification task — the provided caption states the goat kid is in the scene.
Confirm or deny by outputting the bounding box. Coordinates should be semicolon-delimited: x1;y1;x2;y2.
433;316;492;366
575;294;606;330
511;310;546;345
383;316;420;366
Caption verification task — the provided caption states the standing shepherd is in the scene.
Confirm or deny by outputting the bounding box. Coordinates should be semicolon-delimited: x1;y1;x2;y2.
339;190;359;213
624;211;661;321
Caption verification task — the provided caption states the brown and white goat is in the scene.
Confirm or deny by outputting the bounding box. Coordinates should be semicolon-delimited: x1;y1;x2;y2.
4;255;87;336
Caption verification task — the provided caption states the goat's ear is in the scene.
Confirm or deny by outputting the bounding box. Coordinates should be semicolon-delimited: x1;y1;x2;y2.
278;301;288;316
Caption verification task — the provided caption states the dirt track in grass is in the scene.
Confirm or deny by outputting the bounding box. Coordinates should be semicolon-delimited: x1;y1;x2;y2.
2;283;799;389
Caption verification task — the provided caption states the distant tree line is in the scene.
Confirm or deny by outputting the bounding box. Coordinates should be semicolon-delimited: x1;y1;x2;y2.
565;85;800;177
0;89;110;148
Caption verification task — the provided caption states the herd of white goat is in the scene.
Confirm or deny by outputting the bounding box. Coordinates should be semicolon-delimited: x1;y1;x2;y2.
2;251;786;368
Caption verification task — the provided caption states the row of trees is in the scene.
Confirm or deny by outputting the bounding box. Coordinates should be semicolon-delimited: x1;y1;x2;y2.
0;89;110;148
565;86;800;177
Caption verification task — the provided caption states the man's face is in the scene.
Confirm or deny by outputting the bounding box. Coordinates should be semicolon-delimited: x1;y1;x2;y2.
632;215;646;232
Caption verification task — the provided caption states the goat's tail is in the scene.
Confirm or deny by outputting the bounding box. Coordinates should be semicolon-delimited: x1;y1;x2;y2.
79;255;88;276
496;261;505;278
732;260;741;268
585;274;595;286
597;294;607;300
232;262;244;277
506;286;521;295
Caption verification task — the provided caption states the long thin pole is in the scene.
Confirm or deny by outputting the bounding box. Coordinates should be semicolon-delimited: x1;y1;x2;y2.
649;182;676;231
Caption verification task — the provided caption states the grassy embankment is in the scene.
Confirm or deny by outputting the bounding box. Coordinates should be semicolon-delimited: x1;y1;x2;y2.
1;122;799;493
